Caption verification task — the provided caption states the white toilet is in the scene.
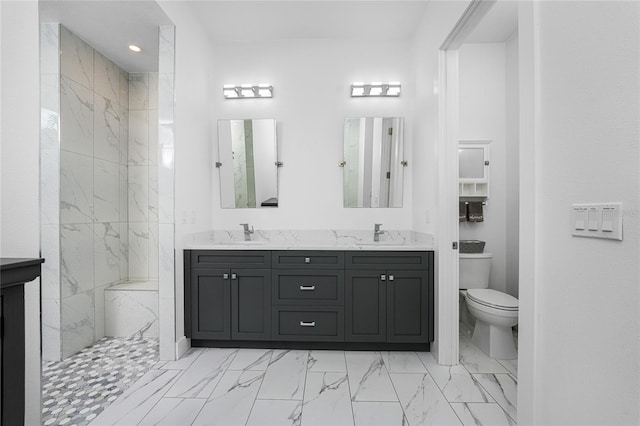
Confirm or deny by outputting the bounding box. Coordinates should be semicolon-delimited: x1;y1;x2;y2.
460;253;518;360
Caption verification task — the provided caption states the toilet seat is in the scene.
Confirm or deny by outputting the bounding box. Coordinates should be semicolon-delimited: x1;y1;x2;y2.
466;289;518;311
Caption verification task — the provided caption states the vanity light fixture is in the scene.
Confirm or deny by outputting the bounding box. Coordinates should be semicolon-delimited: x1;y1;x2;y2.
223;83;273;99
350;81;401;97
128;44;142;53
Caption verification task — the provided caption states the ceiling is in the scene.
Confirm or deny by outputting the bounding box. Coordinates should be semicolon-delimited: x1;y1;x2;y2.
465;0;518;43
188;1;431;43
37;0;517;74
39;0;173;72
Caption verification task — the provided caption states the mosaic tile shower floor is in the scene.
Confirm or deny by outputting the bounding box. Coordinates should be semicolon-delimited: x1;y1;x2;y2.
41;338;159;426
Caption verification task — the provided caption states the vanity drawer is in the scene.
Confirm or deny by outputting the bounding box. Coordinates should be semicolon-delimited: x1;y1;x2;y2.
190;250;271;269
345;251;432;270
273;307;344;341
272;271;344;305
272;251;344;270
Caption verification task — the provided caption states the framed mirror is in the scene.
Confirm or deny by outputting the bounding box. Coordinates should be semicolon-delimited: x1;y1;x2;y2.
217;119;278;208
342;117;405;208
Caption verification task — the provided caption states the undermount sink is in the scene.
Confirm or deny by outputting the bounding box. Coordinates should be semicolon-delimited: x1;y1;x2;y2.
355;241;407;246
212;240;266;246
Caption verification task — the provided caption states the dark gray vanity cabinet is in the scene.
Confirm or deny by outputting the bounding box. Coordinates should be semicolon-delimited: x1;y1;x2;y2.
231;268;272;340
271;251;345;342
345;252;434;344
385;270;432;343
189;268;231;340
345;269;386;342
185;251;272;341
185;249;433;348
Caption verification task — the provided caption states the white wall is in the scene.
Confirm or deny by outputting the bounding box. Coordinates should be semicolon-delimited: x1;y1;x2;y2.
504;31;519;298
410;0;471;363
533;1;639;424
157;1;214;351
410;1;471;236
208;39;414;230
0;1;42;424
458;43;508;294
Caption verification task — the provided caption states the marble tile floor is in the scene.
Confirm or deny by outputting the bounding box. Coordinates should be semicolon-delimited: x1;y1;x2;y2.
81;333;517;426
41;337;159;425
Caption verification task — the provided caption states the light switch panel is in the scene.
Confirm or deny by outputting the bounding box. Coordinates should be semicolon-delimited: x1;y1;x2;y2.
574;209;586;230
588;208;599;230
572;203;622;240
602;207;615;232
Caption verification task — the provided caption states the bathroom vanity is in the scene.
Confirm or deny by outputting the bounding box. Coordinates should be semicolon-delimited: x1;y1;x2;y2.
184;245;434;350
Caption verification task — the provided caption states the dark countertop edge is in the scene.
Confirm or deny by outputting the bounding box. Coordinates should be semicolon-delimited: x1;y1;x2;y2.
1;258;44;288
1;258;45;270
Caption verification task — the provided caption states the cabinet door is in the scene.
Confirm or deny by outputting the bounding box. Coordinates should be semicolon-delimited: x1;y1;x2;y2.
345;270;386;342
231;268;271;340
386;270;430;343
191;269;231;340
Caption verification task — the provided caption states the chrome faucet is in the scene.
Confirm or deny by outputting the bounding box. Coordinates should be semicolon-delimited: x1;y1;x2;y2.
240;223;254;241
374;223;385;242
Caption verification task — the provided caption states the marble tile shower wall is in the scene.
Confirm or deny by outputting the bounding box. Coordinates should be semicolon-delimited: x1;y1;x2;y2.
58;25;130;359
128;72;160;280
40;25;161;360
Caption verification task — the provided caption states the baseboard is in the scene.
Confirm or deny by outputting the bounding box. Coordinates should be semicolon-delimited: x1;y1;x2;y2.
176;336;191;360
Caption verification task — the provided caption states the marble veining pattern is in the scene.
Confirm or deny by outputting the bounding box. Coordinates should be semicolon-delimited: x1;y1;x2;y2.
43;23;157;363
185;229;435;251
345;351;398;402
93;95;120;163
104;286;159;338
390;373;462;425
60;76;94;157
164;349;238;399
193;370;264;425
60;150;94;224
47;330;517;425
61;290;95;358
128;222;150;278
128;166;149;222
258;349;308;400
60;224;94;297
60;25;94;90
93;222;120;287
302;372;353;425
94;51;120;104
419;352;495;403
93;159;120;222
128;109;149;165
451;402;516;426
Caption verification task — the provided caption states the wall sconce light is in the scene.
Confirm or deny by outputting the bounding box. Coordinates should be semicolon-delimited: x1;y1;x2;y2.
223;83;273;99
351;81;401;97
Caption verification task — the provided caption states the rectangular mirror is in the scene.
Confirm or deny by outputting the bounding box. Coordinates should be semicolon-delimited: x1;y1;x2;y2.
217;119;278;208
343;117;404;208
459;147;485;179
458;141;490;182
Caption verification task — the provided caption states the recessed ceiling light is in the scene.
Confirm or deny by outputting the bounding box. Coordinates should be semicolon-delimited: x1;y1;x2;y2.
128;44;142;53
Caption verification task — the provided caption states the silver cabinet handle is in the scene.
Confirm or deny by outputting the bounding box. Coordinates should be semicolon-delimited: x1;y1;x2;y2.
381;274;386;281
231;273;237;280
389;275;394;281
299;285;316;291
300;321;316;327
223;273;229;280
304;257;311;264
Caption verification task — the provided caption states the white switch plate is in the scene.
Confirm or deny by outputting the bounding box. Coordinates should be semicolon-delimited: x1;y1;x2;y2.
572;203;622;241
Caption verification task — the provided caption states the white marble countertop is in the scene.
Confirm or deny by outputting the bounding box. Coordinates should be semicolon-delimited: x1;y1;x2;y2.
184;229;435;251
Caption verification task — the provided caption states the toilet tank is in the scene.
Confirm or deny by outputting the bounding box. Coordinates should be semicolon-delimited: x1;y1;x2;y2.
459;253;492;289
